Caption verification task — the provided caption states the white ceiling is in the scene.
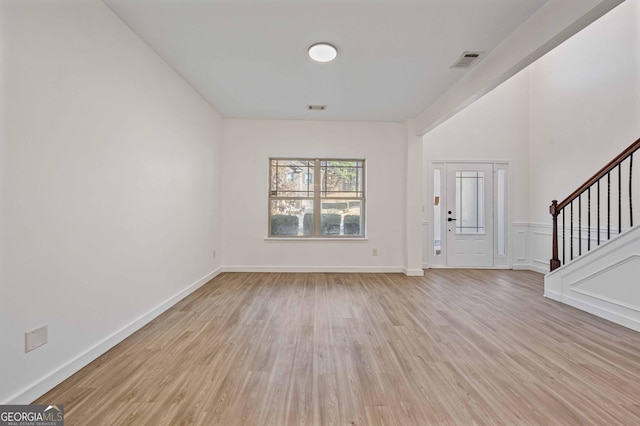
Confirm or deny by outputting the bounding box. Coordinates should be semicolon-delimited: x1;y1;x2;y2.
103;0;550;122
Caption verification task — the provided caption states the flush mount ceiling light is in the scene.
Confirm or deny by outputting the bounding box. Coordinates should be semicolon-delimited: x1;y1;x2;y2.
308;43;338;63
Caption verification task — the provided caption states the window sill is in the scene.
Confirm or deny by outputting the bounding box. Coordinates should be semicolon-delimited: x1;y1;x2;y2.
265;237;368;242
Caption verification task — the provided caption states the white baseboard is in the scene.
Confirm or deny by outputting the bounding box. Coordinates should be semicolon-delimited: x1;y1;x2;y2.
5;267;222;405
222;266;405;274
543;289;562;301
552;293;640;333
403;268;425;277
512;264;530;270
428;266;511;270
224;266;423;276
513;263;548;274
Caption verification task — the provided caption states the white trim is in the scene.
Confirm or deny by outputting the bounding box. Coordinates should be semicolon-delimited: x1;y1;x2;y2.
523;222;551;229
532;258;550;266
404;268;425;276
547;293;640;333
427;159;512;164
222;266;404;274
429;163;445;268
515;230;526;261
512;264;531;271
494;163;511;268
568;255;640;313
421;221;430;267
544;289;562;301
4;268;222;405
569;254;640;289
514;263;547;274
571;287;640;314
427;265;511;270
264;237;368;242
512;222;551;273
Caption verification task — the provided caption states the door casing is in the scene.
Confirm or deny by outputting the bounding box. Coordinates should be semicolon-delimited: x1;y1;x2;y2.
428;161;510;269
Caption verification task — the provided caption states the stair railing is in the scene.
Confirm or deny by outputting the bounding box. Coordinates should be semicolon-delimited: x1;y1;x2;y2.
550;138;640;271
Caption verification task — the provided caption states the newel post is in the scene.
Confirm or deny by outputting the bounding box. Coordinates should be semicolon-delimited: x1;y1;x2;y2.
550;200;561;271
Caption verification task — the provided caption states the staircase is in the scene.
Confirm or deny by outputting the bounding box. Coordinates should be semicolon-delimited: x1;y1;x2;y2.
549;138;640;271
545;138;640;332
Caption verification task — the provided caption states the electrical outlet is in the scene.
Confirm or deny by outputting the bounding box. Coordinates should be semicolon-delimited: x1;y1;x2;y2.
212;250;217;259
25;324;48;353
372;248;378;256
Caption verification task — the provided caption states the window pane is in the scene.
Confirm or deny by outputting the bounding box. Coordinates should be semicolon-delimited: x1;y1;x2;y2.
270;159;314;197
270;199;313;236
269;158;365;238
433;169;442;255
321;160;363;197
455;171;485;234
497;169;506;256
320;199;363;236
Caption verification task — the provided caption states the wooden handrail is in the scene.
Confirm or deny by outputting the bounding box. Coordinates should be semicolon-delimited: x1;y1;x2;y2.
550;137;640;271
549;200;561;271
557;137;640;211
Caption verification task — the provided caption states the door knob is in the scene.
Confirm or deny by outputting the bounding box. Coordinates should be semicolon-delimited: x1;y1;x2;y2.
447;218;456;222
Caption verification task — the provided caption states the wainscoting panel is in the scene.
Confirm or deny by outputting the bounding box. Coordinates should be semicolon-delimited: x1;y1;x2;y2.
422;221;430;268
511;222;623;274
545;225;640;332
512;223;549;273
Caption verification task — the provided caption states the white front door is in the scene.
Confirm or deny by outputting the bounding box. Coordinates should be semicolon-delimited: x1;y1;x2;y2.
445;163;494;267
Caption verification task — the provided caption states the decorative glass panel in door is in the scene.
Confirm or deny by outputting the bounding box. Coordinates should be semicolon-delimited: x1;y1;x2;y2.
455;171;485;234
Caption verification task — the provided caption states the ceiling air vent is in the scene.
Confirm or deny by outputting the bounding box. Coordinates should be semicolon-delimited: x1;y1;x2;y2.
451;51;484;69
307;105;327;111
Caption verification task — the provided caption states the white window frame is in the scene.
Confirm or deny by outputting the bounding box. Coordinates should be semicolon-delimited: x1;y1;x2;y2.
269;158;366;238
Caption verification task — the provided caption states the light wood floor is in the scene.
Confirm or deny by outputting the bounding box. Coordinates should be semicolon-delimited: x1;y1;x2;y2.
37;270;640;425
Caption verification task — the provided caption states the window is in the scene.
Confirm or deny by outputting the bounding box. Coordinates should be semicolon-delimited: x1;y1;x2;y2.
269;158;365;237
455;170;485;234
303;173;313;185
496;168;506;256
433;168;442;255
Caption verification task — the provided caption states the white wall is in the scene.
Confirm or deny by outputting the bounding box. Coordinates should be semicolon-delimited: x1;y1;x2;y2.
526;0;640;271
422;0;640;273
528;0;640;224
404;120;425;276
416;0;624;134
0;1;223;403
422;70;531;266
221;119;406;272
